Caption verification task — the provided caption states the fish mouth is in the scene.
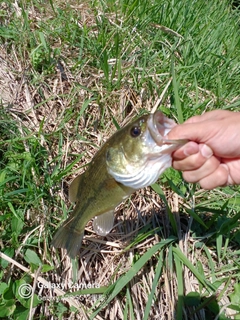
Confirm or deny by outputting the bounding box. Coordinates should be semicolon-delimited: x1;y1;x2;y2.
147;111;188;152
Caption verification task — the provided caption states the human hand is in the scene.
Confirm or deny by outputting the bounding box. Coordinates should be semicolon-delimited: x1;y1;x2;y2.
166;110;240;189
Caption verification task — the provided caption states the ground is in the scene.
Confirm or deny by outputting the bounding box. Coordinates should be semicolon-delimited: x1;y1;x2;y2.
1;1;240;319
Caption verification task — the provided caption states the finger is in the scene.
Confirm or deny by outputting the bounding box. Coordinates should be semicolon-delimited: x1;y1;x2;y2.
181;156;220;183
172;144;213;170
198;164;229;189
172;141;199;160
184;110;234;124
221;160;240;185
166;122;213;143
167;110;235;142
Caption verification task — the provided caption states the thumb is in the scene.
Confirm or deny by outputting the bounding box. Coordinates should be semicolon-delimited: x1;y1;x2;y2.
166;122;211;144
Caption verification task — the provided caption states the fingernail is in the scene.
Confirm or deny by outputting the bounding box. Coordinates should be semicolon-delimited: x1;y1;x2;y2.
183;147;192;156
183;142;199;156
200;144;213;158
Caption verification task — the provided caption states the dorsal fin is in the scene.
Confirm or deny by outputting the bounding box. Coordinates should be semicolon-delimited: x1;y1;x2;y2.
69;173;85;203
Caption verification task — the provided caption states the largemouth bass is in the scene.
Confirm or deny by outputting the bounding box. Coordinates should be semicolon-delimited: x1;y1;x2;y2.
51;111;187;258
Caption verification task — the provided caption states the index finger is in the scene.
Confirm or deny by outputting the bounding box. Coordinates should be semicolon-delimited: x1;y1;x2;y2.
184;110;234;124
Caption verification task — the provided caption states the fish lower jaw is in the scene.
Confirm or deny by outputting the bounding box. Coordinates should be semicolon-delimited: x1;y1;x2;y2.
108;154;172;189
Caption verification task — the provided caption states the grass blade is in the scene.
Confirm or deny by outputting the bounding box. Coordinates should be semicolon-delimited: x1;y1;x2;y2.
143;251;164;320
91;237;176;318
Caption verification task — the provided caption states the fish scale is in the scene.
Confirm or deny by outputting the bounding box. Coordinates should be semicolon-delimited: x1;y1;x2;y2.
51;111;187;258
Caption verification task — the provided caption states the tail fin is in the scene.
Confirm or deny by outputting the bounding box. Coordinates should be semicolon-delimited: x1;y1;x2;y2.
51;219;84;258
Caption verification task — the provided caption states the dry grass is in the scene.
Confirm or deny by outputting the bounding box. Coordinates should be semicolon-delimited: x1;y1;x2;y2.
1;1;240;319
0;41;185;319
0;41;179;319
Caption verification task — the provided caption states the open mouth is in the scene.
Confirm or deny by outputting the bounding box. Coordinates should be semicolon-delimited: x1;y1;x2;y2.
148;110;188;149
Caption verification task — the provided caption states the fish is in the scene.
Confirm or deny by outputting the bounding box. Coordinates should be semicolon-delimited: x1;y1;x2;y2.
51;111;187;258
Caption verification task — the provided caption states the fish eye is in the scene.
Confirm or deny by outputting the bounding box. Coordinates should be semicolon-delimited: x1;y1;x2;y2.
130;126;141;137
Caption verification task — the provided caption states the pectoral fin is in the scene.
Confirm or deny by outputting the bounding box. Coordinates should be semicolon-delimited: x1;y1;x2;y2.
93;211;114;236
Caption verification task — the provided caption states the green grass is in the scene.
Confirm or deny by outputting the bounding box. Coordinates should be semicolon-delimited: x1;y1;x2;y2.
1;0;240;319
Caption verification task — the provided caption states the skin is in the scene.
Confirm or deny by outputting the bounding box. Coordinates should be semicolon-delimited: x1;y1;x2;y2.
166;110;240;190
